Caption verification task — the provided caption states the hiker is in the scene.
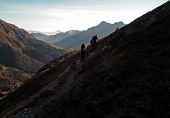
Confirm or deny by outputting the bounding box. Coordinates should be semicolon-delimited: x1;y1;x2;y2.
90;35;98;50
81;43;87;61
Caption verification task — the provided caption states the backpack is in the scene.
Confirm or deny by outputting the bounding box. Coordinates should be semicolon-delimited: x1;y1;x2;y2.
92;36;97;43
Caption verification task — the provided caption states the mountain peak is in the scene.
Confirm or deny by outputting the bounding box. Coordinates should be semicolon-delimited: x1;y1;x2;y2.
115;21;124;24
99;21;110;25
98;21;125;27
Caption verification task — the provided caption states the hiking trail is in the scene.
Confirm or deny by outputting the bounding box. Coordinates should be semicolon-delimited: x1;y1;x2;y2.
10;51;95;118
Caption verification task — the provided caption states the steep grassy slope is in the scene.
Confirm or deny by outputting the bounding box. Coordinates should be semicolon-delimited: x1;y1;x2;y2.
0;64;30;99
0;19;69;99
0;50;80;117
0;19;68;73
0;1;170;118
37;1;170;118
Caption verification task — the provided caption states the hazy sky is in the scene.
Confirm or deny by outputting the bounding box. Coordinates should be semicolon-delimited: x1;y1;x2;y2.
0;0;168;32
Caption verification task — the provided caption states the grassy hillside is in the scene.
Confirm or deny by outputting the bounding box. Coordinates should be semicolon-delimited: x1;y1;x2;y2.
0;64;30;99
0;1;170;118
0;50;80;117
0;19;69;99
38;1;170;117
0;19;68;74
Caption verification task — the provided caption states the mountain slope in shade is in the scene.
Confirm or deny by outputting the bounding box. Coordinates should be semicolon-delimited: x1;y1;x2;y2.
0;64;30;99
53;21;125;49
1;1;170;118
0;19;68;74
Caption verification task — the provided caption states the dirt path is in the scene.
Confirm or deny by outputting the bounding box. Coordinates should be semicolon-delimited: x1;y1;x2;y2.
10;52;94;118
10;60;81;118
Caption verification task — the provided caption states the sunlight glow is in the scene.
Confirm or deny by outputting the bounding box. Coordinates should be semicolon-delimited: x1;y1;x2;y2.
0;0;168;32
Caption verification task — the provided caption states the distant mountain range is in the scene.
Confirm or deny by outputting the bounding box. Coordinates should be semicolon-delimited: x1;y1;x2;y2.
31;30;81;44
31;21;125;49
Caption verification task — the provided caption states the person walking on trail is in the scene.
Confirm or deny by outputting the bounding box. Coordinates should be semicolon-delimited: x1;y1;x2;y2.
90;35;98;50
81;43;87;62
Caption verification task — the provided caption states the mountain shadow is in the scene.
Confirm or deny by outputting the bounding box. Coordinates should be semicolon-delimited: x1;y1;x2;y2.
0;1;170;118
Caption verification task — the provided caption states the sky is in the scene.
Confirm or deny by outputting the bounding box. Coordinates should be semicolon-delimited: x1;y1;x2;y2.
0;0;169;33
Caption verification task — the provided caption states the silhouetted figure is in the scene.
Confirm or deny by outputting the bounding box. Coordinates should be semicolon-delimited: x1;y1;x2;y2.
90;35;98;50
81;43;87;61
116;27;119;31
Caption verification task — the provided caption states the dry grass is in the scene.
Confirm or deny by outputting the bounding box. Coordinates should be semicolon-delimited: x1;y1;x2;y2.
36;1;170;118
1;1;170;118
0;51;80;117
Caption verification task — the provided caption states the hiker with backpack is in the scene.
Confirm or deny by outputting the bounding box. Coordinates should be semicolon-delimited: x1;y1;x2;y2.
81;43;87;62
90;35;98;50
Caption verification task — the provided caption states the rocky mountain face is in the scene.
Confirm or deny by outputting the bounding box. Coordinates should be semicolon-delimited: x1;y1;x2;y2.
0;1;170;118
